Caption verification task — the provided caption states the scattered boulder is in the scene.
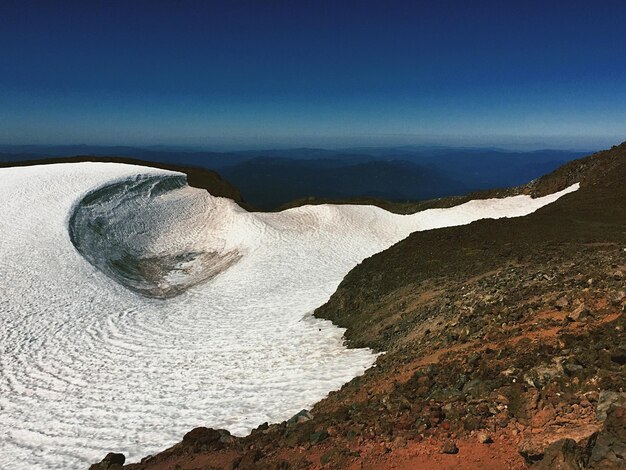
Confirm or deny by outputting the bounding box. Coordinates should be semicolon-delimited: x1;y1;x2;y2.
568;304;591;322
520;438;547;464
287;409;313;426
89;452;125;470
463;378;490;397
183;426;220;444
441;440;459;454
320;448;352;467
477;432;493;444
526;406;626;469
596;391;626;421
392;436;407;448
233;449;263;469
556;296;570;310
182;426;233;451
310;429;329;444
425;404;443;426
534;439;587;470
524;361;563;388
610;350;626;366
275;460;292;470
531;404;556;427
588;405;626;469
253;422;269;433
564;361;584;375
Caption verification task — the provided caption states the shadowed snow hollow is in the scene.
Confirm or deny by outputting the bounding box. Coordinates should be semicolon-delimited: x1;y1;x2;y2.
69;174;242;298
0;162;578;469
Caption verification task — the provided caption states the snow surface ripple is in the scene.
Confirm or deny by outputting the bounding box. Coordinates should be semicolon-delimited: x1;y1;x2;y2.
0;162;579;469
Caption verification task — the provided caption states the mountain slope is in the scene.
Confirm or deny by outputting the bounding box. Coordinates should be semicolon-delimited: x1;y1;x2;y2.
113;142;626;470
316;143;626;349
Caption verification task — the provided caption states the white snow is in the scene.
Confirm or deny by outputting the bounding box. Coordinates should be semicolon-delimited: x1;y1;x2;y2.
0;162;579;469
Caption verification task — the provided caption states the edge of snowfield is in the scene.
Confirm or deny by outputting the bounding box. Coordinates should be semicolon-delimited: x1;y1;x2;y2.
0;162;579;470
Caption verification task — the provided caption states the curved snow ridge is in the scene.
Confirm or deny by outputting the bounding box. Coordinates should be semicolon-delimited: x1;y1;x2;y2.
404;182;580;231
0;162;579;469
69;170;578;300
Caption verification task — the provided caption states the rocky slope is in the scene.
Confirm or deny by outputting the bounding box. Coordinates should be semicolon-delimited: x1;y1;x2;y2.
89;143;626;470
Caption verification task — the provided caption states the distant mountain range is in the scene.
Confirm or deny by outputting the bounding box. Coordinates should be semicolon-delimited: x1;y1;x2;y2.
0;144;587;210
218;158;468;209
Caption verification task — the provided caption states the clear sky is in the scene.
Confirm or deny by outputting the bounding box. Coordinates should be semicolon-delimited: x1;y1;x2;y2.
1;0;626;150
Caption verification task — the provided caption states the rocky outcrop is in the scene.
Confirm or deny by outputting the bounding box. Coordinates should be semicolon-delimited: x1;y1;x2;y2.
531;406;626;469
597;393;626;422
89;452;125;470
534;438;589;469
589;406;626;469
181;427;235;452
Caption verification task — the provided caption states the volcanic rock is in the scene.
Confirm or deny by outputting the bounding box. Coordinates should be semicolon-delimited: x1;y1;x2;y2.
89;452;125;470
556;296;570;310
441;440;459;454
310;429;329;444
287;409;314;426
597;392;626;421
535;439;587;470
589;406;626;469
233;449;263;469
182;427;233;451
568;304;591;322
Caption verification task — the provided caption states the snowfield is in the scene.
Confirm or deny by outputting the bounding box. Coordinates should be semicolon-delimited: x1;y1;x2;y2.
0;162;579;469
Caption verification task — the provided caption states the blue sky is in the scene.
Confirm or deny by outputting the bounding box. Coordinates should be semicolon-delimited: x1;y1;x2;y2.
1;0;626;149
